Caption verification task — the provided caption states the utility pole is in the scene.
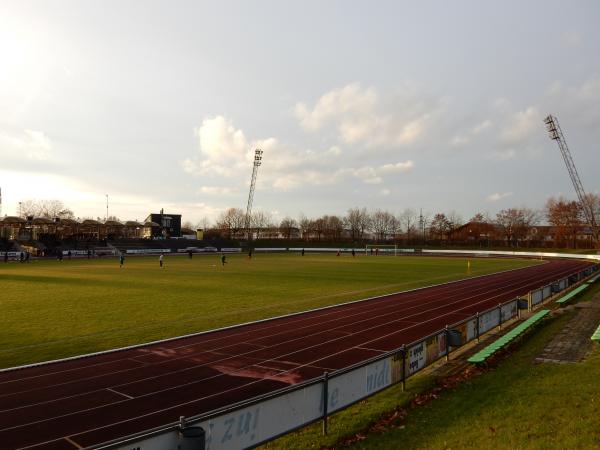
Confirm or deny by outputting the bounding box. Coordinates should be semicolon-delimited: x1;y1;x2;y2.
419;209;425;244
244;149;263;242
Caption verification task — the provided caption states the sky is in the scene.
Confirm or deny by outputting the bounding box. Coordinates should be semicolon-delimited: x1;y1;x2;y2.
1;0;599;225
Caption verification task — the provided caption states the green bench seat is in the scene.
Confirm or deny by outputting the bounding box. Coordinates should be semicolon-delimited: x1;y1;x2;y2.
556;284;589;305
592;324;600;343
468;310;550;364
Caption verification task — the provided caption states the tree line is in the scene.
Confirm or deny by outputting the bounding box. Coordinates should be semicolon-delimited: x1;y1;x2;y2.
202;194;600;248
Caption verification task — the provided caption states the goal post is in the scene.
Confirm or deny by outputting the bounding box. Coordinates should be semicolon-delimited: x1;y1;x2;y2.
365;244;398;256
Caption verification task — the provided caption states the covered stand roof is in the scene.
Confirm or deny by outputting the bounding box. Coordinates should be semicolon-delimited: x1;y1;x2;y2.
2;216;26;224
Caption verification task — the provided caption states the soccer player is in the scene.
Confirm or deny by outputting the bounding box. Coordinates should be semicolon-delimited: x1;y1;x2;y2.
159;254;164;268
301;248;305;256
221;254;227;266
352;249;356;258
119;254;125;268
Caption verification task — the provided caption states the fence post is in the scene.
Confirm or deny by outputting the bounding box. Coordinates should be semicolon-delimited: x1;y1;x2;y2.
401;345;407;392
322;372;329;435
476;312;480;343
498;304;502;330
445;325;450;361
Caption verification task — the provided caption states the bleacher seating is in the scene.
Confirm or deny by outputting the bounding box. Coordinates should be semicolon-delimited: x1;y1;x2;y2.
556;284;589;305
468;310;551;364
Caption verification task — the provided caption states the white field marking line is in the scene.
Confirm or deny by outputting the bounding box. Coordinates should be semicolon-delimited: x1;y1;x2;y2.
2;259;554;375
105;388;134;400
0;264;540;386
0;262;580;415
0;264;581;430
0;263;560;401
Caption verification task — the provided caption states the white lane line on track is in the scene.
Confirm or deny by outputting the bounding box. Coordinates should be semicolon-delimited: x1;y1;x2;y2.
0;264;587;436
355;346;388;353
105;388;134;400
63;436;83;449
0;262;584;419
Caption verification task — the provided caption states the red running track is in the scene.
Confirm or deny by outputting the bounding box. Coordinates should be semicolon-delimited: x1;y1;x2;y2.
0;259;592;450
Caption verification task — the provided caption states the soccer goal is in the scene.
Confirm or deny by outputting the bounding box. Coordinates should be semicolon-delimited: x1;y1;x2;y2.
365;244;398;256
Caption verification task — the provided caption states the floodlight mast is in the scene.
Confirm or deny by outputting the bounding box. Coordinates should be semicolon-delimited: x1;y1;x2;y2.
543;114;598;242
244;149;263;241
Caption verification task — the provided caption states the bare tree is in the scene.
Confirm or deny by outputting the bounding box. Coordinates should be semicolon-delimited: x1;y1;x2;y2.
583;193;600;244
216;208;245;239
495;207;539;247
429;213;450;240
195;217;212;230
445;210;463;240
345;207;370;240
546;197;582;248
251;210;273;239
370;210;395;241
398;208;417;241
298;214;311;241
279;217;298;240
312;217;326;241
19;199;74;219
324;215;344;241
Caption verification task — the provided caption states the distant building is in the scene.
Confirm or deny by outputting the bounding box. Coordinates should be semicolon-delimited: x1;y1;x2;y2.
144;211;182;238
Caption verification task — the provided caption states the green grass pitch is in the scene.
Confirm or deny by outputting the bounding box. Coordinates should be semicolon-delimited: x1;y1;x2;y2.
0;253;538;369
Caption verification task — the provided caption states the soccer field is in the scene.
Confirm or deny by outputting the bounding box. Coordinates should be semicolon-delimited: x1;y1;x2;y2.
0;253;538;369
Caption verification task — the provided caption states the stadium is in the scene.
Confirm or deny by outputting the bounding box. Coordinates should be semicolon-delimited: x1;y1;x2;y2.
2;2;600;450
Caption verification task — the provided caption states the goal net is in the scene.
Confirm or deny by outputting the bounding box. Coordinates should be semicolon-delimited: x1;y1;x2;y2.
365;244;397;256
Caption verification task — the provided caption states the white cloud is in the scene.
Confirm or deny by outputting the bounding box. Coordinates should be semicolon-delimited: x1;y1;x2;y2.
500;107;540;145
473;120;492;134
0;128;52;160
561;31;582;48
492;149;517;161
295;82;442;148
294;83;377;132
189;115;254;176
492;98;510;110
545;75;600;127
379;161;414;174
486;192;513;202
198;186;238;195
451;120;492;147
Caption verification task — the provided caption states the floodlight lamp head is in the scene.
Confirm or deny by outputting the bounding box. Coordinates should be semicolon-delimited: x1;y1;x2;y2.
543;115;559;140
